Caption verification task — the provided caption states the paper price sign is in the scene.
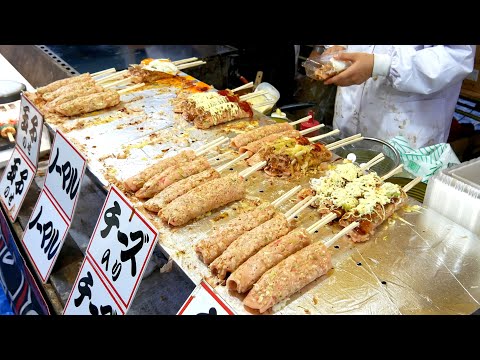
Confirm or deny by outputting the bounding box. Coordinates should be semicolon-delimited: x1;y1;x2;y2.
63;257;124;315
44;130;86;220
177;281;235;315
0;147;36;221
17;94;44;168
21;189;70;282
86;186;158;311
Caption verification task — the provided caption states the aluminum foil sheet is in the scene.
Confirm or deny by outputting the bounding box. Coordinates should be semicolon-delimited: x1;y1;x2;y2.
44;75;480;315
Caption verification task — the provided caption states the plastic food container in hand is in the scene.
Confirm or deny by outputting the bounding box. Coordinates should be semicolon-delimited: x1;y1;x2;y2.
302;51;351;81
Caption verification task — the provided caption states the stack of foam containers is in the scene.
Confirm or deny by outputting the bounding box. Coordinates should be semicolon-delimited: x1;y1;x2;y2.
424;157;480;235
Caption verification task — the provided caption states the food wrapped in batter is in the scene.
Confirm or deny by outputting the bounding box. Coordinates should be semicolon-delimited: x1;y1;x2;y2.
128;60;179;83
124;150;197;192
230;122;294;148
195;204;276;265
338;183;407;243
42;79;97;102
209;213;291;280
135;157;211;199
227;228;313;293
256;136;332;177
46;84;105;109
173;92;221;114
54;89;120;117
193;101;253;129
143;168;221;213
36;73;92;95
160;173;246;227
239;130;301;155
243;240;332;313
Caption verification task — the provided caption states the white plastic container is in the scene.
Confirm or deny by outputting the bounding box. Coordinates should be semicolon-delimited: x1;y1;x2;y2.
424;157;480;235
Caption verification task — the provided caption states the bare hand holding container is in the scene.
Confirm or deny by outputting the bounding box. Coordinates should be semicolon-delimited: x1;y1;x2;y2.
303;50;351;81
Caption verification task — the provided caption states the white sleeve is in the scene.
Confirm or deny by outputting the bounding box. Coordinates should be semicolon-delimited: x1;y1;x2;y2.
386;45;476;94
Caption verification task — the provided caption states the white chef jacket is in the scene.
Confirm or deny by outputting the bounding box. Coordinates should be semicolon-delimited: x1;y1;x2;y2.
331;45;475;148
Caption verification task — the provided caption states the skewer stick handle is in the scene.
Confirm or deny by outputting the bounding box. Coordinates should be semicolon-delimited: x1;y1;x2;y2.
309;129;340;142
196;136;226;153
103;77;132;89
177;61;207;70
172;57;198;65
325;222;360;248
196;137;229;156
216;153;249;172
96;70;128;84
299;123;325;135
381;164;404;181
360;153;384;169
272;185;302;208
290;115;312;126
326;136;364;150
231;82;254;93
7;132;15;143
325;133;362;149
91;68;116;78
285;195;312;217
239;161;266;179
402;176;423;193
117;82;145;95
306;213;338;234
286;196;316;222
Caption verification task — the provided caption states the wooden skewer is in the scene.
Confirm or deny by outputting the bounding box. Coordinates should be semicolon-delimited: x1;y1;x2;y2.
103;77;132;89
381;164;404;181
299;123;325;136
7;132;15;143
177;61;207;70
284;195;313;218
96;70;128;84
286;196;317;222
324;222;360;248
91;68;116;78
290;115;312;126
306;213;338;234
402;176;423;193
271;185;302;208
117;83;145;95
172;57;198;66
239;161;267;178
326;134;364;150
196;138;229;156
360;153;384;170
362;156;385;170
309;129;340;142
206;151;234;162
216;153;249;172
231;82;254;93
239;90;268;101
196;137;226;152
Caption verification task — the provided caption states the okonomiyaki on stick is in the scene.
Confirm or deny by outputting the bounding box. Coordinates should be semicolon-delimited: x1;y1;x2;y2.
193;101;253;129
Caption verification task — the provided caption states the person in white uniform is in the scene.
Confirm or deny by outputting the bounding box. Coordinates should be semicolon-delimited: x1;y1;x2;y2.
313;45;476;148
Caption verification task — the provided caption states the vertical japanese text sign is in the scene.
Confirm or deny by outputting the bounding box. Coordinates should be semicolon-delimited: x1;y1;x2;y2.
177;281;235;315
21;130;86;282
64;186;158;315
16;93;44;169
0;93;44;221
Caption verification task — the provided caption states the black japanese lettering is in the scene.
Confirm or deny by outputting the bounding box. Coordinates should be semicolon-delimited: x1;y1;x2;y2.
102;249;110;271
4;186;10;198
100;201;121;238
62;162;80;200
99;305;117;315
112;260;122;282
15;169;28;195
119;230;149;277
48;148;60;175
7;158;21;185
74;271;93;307
21;106;29;133
29;115;38;143
28;206;43;231
41;222;61;260
197;307;218;315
